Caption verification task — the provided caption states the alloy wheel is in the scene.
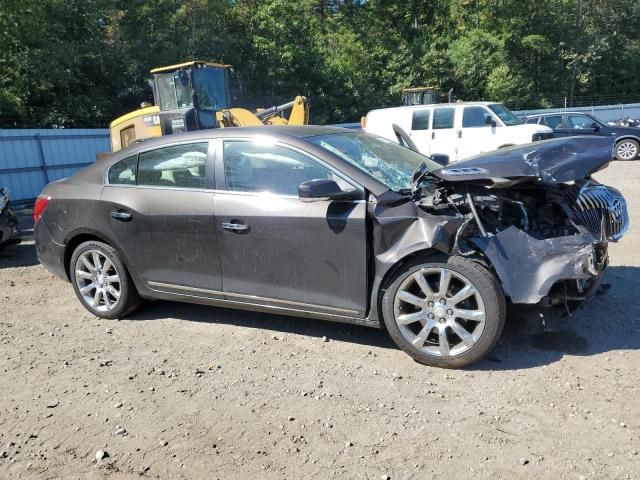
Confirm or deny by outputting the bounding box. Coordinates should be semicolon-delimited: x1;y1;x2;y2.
74;249;122;312
393;267;486;357
617;141;638;160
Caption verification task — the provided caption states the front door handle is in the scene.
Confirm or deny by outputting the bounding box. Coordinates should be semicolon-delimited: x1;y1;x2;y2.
431;131;435;140
222;222;249;232
111;210;132;222
457;130;462;138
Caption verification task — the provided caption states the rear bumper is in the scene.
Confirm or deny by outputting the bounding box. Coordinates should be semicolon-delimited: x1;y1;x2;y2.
0;208;22;251
34;220;68;280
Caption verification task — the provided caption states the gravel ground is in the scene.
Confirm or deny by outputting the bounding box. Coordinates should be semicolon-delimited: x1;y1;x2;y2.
1;163;639;480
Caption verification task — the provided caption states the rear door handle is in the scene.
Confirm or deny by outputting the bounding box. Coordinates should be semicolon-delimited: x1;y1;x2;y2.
431;131;435;140
457;130;462;138
111;210;132;222
222;222;249;232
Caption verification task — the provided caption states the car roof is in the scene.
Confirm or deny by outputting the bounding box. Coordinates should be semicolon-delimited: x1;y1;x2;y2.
368;101;499;114
111;125;353;158
527;112;590;117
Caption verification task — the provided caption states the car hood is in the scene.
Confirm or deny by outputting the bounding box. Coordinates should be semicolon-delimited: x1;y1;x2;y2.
432;136;614;184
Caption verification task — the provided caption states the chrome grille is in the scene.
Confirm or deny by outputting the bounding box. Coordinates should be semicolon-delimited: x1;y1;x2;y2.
571;185;629;241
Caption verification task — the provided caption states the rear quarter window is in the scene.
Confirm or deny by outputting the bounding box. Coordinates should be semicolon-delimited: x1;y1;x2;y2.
108;156;137;185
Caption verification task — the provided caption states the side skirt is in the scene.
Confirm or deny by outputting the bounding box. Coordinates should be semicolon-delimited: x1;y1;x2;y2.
146;281;381;329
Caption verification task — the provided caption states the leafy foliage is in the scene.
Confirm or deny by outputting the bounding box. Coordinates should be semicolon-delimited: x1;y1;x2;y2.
1;0;639;127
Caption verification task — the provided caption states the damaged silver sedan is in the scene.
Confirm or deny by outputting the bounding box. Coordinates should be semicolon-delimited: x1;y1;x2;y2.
33;127;628;368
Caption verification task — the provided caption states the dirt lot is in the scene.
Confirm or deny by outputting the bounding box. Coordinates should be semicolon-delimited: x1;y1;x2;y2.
1;163;639;480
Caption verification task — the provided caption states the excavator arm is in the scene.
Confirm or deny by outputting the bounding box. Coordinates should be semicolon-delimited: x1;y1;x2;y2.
216;96;309;128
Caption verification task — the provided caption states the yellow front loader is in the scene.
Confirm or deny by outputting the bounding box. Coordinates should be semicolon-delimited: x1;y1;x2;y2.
110;61;309;152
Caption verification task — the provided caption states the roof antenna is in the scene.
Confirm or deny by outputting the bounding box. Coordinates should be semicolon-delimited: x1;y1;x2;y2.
448;88;454;103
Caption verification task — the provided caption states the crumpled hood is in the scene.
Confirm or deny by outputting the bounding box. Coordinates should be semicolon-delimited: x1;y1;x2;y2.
432;136;615;184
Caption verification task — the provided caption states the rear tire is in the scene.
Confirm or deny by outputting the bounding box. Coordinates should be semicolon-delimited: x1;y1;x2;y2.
70;241;141;319
381;255;506;369
615;139;639;161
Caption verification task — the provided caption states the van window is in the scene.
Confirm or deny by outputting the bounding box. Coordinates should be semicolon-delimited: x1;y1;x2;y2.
462;106;492;128
525;117;539;124
411;110;431;130
433;108;455;129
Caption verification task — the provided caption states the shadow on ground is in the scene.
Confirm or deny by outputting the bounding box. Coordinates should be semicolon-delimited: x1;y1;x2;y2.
128;265;640;371
0;242;38;268
4;238;639;370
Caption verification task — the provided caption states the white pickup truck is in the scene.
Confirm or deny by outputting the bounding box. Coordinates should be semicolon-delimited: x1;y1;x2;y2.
364;102;553;163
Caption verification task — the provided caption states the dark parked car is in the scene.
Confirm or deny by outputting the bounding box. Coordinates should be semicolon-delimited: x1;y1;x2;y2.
525;112;640;160
34;127;628;368
0;187;21;252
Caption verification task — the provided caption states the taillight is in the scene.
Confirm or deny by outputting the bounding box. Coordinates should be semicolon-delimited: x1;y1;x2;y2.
33;196;50;224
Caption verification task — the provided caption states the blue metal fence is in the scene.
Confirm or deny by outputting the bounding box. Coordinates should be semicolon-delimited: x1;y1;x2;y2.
514;103;640;123
0;129;109;202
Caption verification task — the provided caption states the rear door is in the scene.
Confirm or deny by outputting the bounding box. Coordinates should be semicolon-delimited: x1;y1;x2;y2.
539;114;565;136
101;141;223;293
429;107;458;162
212;138;368;318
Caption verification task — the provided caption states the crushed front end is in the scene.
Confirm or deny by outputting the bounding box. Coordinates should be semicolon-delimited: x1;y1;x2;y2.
418;137;629;310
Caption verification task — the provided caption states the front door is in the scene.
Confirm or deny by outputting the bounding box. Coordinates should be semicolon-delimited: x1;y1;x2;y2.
429;107;458;162
213;138;368;318
101;141;223;292
555;114;600;137
456;105;499;160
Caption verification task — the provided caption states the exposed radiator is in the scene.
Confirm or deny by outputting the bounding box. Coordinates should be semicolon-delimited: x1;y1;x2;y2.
571;185;629;241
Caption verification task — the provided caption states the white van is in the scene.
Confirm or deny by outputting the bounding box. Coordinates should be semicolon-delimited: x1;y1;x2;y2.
364;102;553;162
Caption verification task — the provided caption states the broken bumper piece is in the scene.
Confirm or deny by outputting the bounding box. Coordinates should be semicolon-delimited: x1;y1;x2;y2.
470;226;607;305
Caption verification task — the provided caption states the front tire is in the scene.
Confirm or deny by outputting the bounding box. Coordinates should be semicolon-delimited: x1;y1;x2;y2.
70;241;141;319
382;255;506;369
615;139;639;161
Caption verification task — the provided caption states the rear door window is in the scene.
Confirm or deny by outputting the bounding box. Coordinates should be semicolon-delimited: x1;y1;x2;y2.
137;143;209;189
433;108;455;129
540;115;563;129
411;109;431;130
108;156;137;185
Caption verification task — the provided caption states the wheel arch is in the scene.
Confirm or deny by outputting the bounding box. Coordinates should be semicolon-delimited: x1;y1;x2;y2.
614;136;640;159
615;135;640;143
63;230;138;284
370;248;447;325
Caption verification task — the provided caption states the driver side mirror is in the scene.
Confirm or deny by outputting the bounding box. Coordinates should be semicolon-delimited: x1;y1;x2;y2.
591;122;600;131
485;116;497;127
430;154;449;166
298;179;360;202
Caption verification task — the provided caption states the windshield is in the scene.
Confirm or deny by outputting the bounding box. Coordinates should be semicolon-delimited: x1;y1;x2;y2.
488;103;522;126
306;131;441;192
193;67;230;110
155;72;192;111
